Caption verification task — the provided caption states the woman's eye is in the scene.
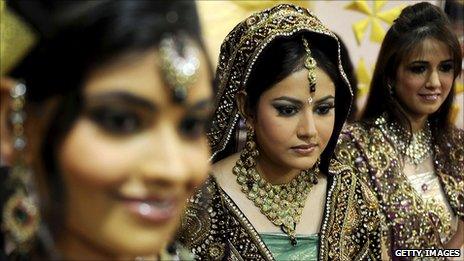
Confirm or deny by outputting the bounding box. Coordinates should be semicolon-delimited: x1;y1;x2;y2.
276;105;298;116
179;116;207;139
315;104;335;115
408;65;427;74
89;109;142;135
439;63;454;73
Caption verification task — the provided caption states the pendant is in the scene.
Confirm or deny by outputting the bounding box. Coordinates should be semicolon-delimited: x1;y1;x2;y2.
290;235;298;246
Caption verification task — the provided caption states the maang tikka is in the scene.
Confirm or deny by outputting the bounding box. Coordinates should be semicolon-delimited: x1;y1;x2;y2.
302;37;317;105
158;35;200;103
2;82;40;253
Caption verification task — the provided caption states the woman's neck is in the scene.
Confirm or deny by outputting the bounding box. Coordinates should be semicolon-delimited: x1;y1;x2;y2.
407;114;428;133
256;152;300;185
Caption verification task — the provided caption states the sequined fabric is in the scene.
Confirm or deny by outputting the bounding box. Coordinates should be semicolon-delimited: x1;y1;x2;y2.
178;176;382;260
331;117;464;259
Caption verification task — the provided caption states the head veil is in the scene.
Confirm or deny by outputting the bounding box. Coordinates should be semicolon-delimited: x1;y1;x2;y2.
208;4;353;173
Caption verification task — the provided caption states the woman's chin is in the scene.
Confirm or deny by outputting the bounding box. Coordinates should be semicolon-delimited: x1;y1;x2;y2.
285;157;319;171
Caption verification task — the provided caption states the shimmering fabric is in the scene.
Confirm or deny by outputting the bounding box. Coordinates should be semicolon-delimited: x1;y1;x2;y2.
331;116;464;259
260;233;318;261
178;176;382;260
406;170;458;242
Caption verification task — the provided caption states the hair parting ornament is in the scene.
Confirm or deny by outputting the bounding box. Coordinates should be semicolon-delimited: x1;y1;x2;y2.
302;37;317;105
158;34;200;103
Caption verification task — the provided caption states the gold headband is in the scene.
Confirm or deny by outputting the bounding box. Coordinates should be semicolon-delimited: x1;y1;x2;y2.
302;37;317;94
0;2;38;76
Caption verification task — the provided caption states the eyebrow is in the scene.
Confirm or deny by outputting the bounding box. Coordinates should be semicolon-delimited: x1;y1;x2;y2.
409;59;453;64
85;91;212;112
85;91;156;111
272;96;303;106
272;95;335;105
315;95;335;104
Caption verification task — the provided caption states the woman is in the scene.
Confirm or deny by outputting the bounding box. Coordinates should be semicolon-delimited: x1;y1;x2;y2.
332;2;464;258
178;4;381;260
1;0;213;259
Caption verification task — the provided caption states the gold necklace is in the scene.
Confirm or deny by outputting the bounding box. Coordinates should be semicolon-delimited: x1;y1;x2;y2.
376;116;432;165
233;148;318;245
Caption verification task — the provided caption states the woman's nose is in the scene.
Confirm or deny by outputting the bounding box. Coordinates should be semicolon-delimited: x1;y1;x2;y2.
139;123;190;185
297;110;317;139
426;70;441;89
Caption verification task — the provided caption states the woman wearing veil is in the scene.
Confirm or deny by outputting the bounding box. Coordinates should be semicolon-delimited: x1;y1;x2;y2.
178;4;381;260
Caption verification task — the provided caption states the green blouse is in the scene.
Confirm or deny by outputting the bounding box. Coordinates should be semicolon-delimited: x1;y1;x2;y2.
260;233;319;261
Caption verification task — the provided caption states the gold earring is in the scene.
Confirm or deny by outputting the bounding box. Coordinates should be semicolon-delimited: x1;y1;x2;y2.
2;82;40;254
241;125;258;168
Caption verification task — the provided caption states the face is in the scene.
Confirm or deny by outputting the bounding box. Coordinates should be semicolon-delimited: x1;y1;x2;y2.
57;47;212;257
394;38;455;120
253;68;335;172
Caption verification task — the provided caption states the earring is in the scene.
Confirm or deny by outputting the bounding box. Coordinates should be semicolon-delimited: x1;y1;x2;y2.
309;159;320;184
2;82;40;253
241;124;259;169
387;82;394;96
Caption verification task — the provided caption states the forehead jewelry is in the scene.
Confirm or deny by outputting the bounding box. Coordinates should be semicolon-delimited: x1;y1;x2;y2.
158;35;200;103
302;37;317;105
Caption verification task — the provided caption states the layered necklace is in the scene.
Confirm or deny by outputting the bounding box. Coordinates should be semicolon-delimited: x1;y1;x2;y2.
233;137;318;245
377;116;432;165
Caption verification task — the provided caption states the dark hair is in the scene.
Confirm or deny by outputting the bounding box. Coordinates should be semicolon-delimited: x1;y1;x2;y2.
215;32;347;172
7;0;208;238
361;2;462;133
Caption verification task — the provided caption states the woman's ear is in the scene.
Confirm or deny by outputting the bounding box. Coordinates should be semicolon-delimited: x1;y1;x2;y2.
236;91;253;124
1;77;17;166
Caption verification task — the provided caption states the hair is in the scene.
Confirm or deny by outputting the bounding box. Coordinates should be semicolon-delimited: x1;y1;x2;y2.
7;0;208;238
361;2;462;134
215;32;348;173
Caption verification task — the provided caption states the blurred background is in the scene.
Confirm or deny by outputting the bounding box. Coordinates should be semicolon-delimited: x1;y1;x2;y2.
196;0;464;128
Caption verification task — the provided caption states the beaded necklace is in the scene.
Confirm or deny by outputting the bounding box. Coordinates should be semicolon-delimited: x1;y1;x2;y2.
376;116;432;165
233;145;318;245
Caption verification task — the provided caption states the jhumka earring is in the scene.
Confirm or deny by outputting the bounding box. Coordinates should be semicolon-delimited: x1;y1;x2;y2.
2;83;40;253
302;37;317;105
158;35;200;103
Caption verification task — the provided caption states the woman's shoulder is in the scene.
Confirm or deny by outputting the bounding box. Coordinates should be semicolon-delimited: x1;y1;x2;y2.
211;153;240;181
445;126;464;142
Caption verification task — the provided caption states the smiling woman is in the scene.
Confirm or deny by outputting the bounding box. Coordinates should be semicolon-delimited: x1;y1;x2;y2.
331;2;464;259
0;0;213;260
177;4;382;260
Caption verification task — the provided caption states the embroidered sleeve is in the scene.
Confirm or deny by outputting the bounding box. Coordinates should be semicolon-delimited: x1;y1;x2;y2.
328;127;383;260
439;128;464;218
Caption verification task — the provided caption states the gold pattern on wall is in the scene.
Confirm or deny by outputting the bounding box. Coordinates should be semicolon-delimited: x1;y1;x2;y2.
0;1;37;75
345;0;404;45
355;58;373;96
